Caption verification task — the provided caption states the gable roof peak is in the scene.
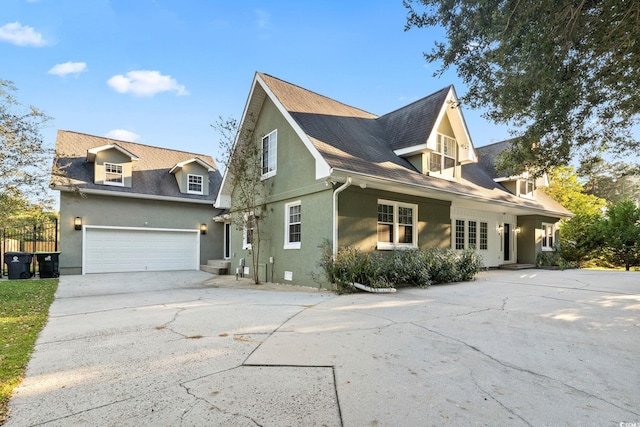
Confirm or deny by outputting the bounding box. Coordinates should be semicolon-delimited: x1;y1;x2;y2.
379;85;454;119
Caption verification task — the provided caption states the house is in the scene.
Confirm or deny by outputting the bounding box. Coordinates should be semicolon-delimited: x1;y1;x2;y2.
215;72;572;288
51;130;225;275
475;140;568;265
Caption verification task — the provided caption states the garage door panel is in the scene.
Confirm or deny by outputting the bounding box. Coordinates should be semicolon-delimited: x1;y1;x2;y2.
84;228;198;274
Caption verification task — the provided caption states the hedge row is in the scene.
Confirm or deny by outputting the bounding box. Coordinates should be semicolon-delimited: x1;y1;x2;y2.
319;242;484;293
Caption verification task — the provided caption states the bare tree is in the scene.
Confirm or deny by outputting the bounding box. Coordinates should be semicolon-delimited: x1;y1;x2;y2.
213;116;271;284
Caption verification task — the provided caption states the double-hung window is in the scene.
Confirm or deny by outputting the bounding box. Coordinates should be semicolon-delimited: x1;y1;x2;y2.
261;130;277;179
104;162;124;186
187;174;203;194
284;201;301;249
377;200;418;250
429;134;457;178
542;223;555;251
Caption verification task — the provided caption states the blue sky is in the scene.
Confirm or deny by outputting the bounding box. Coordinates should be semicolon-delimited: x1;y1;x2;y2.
2;0;513;162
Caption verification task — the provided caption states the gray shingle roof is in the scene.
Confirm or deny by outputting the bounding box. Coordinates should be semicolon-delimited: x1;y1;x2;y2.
52;130;221;202
378;86;451;151
257;73;571;216
475;139;514;179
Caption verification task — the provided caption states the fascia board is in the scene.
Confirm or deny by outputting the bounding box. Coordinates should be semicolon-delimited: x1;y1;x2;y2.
87;144;140;162
394;144;429;157
169;158;215;174
448;86;476;161
437;87;477;164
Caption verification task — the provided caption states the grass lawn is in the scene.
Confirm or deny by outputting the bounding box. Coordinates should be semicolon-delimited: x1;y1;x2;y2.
0;279;58;424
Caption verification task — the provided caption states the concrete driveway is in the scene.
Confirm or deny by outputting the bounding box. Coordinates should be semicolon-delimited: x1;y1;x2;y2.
6;269;640;426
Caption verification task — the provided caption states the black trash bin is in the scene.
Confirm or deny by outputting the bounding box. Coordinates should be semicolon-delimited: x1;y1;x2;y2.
4;252;33;280
35;252;61;278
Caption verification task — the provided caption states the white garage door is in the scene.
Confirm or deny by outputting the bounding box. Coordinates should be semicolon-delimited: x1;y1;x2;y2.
84;227;199;274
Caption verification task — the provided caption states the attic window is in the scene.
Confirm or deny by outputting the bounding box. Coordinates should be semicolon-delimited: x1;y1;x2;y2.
429;134;456;178
188;174;203;194
519;179;535;198
104;163;124;186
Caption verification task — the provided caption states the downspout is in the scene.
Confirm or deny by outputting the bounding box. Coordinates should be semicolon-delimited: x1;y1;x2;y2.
332;177;352;256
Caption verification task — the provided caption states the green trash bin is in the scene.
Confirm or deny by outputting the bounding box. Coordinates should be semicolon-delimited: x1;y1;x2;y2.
4;252;33;280
35;252;61;278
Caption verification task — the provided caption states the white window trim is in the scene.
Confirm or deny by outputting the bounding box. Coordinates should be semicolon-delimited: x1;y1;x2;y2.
284;200;301;250
103;162;124;187
377;199;418;250
261;129;277;180
541;222;555;251
429;134;457;180
187;174;204;195
518;178;535;199
452;218;489;251
242;213;254;250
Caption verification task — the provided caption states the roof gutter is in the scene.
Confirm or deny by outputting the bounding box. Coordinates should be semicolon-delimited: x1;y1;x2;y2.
332;177;352;256
52;185;217;205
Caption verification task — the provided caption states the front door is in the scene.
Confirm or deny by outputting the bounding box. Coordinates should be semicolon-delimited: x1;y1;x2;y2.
224;222;230;259
503;223;510;261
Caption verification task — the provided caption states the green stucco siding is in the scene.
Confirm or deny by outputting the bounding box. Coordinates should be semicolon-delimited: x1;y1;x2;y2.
338;187;451;251
59;191;223;275
517;215;562;264
227;96;334;287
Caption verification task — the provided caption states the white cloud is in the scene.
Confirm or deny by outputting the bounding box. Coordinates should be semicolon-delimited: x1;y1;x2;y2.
107;70;188;97
105;129;141;142
0;22;47;47
48;61;87;77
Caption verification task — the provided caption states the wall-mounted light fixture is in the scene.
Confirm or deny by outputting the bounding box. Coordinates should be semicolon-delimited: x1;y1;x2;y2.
497;225;504;233
74;217;82;230
514;227;522;233
200;223;208;235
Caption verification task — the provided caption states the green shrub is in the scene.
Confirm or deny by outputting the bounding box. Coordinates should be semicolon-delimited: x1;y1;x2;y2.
536;250;579;270
318;241;484;292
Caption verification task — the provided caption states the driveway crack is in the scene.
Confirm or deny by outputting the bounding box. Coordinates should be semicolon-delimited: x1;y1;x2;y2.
469;371;533;426
179;381;263;426
412;323;640;418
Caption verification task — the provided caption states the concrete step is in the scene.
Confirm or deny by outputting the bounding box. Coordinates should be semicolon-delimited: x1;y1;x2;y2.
200;260;231;275
499;263;536;270
207;259;231;268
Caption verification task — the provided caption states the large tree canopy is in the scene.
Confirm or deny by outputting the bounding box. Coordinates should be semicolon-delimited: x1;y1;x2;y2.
405;0;640;174
1;79;53;217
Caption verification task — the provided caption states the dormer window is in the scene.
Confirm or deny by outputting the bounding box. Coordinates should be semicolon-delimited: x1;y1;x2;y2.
104;163;124;186
519;178;535;198
429;134;456;178
188;174;203;194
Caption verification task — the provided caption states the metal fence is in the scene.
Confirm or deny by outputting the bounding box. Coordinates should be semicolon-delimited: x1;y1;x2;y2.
1;218;59;277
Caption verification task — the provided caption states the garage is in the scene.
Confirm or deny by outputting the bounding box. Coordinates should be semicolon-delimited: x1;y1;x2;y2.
83;226;199;274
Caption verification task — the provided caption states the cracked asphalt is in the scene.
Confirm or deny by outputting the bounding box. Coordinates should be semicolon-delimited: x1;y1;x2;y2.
5;269;640;426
